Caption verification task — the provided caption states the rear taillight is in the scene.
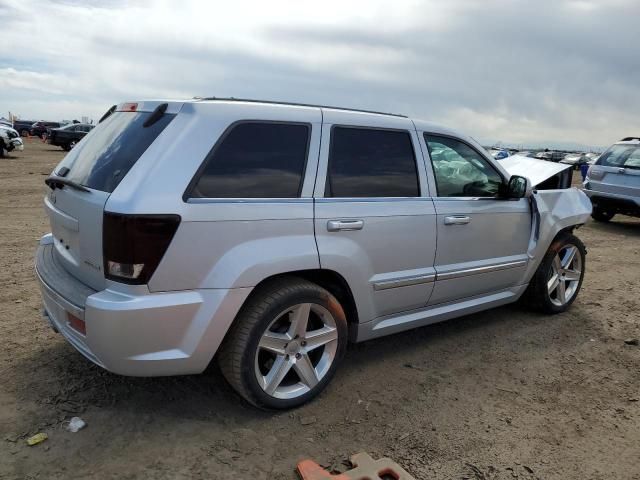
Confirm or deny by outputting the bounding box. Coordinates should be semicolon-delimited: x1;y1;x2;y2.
103;212;180;285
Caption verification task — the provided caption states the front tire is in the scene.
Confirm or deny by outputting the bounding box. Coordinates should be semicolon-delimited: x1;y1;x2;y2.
218;277;348;409
523;233;586;314
591;206;615;222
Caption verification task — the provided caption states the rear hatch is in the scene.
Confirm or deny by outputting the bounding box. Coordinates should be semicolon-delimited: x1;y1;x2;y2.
589;142;640;197
44;101;179;291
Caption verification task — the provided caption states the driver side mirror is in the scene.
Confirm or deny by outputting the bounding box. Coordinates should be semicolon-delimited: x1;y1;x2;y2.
506;175;533;198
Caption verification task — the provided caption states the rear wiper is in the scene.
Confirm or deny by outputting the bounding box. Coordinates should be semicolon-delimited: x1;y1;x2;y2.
143;103;168;128
45;176;91;193
98;105;116;124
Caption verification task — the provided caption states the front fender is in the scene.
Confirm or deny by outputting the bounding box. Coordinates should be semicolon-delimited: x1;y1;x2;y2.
522;188;592;281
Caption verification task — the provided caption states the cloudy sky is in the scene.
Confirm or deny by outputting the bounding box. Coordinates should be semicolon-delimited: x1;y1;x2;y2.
1;0;639;148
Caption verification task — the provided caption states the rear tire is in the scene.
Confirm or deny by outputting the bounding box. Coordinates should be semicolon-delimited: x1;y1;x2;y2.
591;206;615;222
523;233;586;314
218;277;348;410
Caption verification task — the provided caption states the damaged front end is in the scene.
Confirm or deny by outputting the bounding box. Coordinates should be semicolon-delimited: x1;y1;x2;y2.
502;155;592;272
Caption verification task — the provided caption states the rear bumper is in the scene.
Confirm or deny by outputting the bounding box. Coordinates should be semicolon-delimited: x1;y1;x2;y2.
583;186;640;212
35;239;251;376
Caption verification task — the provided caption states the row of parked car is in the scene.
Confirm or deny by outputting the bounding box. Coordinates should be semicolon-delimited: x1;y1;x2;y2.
6;120;95;151
489;147;600;168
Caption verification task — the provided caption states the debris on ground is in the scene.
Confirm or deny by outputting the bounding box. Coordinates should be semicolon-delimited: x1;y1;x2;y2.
623;338;639;346
300;416;317;426
65;417;87;433
26;433;48;446
297;452;415;479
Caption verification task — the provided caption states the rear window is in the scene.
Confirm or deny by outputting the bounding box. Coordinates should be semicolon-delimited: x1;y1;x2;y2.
188;122;310;199
55;111;175;193
597;144;640;169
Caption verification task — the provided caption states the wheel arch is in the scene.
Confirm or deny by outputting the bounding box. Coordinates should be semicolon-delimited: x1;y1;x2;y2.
232;269;360;341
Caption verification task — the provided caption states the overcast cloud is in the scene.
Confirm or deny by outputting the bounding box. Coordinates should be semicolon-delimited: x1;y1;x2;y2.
1;0;639;148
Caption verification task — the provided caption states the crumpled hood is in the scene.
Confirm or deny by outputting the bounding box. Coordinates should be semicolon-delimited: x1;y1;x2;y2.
501;155;572;186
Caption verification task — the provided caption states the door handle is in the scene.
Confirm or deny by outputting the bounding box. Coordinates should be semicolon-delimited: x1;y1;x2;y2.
327;219;364;232
444;215;471;225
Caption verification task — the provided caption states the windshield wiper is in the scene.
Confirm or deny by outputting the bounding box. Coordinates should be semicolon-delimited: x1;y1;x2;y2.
45;176;91;193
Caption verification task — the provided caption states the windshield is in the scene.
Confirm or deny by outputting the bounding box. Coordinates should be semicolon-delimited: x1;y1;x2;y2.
597;144;640;170
54;111;175;192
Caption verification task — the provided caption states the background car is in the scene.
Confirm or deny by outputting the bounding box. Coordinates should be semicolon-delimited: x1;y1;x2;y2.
514;150;538;158
490;148;510;160
30;121;61;139
47;123;94;150
536;151;566;162
560;152;588;169
585;152;600;164
12;120;36;137
0;125;25;157
584;137;640;222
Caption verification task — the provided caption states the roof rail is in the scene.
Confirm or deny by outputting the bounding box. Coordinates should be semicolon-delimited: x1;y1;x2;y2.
195;97;407;118
620;136;640;141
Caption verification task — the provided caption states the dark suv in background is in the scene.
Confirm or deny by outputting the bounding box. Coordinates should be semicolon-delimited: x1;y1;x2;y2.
13;120;36;137
31;121;61;139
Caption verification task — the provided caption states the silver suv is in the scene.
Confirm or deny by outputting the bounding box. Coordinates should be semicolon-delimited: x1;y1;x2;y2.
36;99;591;409
584;137;640;222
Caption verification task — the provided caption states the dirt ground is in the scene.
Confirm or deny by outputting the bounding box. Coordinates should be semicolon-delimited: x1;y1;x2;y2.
1;139;638;480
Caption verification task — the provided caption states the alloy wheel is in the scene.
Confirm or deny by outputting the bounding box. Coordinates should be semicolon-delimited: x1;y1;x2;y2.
547;244;582;307
254;303;338;400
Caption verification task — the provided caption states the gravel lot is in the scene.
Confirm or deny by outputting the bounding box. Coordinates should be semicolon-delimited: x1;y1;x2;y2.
1;139;639;479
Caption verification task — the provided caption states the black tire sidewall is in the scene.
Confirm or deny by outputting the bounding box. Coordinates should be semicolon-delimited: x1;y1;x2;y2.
592;206;614;222
241;285;348;409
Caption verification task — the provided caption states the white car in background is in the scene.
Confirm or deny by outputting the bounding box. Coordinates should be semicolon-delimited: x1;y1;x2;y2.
585;152;600;164
0;125;25;157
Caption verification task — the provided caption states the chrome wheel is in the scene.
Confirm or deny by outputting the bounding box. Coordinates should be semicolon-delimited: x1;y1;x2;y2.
254;303;338;400
69;140;77;149
547;244;582;307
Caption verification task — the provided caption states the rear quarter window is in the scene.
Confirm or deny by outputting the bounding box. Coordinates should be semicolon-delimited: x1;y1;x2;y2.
56;111;175;193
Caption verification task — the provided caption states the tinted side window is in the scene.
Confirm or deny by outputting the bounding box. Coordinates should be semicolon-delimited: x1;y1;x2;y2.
424;134;502;197
191;122;310;198
597;144;640;169
326;127;419;197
